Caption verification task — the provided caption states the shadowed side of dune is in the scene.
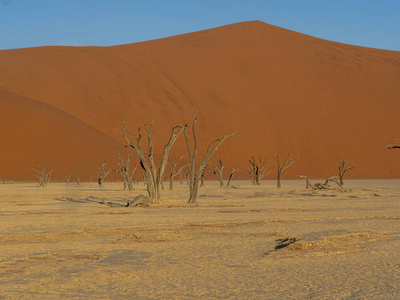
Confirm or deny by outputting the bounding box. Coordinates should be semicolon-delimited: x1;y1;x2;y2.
0;90;119;181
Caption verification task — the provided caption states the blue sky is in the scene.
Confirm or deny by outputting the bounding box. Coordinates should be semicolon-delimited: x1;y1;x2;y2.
1;0;400;51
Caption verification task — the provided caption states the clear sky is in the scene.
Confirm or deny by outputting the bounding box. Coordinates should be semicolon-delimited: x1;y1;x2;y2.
1;0;400;51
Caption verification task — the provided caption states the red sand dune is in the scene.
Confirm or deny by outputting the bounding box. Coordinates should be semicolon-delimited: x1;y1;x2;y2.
1;21;400;181
0;90;119;181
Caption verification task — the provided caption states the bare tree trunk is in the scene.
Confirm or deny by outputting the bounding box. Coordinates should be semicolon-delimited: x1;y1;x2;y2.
113;148;137;191
185;169;190;185
169;175;174;190
179;167;187;185
161;173;165;191
97;160;113;188
277;172;282;188
184;111;236;203
179;173;183;185
168;155;187;191
200;166;207;187
275;153;299;188
337;157;354;186
75;175;81;185
120;120;186;203
212;151;225;187
226;158;240;187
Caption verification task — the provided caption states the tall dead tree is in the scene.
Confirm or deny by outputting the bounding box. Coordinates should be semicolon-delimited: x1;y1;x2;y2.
337;157;354;186
212;151;225;187
184;112;236;203
97;160;113;187
226;158;240;187
113;148;138;191
248;156;270;185
32;162;52;187
120;120;186;204
168;155;187;191
275;153;299;188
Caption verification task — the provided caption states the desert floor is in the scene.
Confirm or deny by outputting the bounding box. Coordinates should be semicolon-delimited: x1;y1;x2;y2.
0;180;399;299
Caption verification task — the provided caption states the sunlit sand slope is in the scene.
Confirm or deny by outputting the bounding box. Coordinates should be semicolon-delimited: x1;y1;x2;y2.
1;21;400;180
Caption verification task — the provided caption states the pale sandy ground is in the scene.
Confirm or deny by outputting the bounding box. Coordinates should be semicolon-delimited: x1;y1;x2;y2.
0;180;399;299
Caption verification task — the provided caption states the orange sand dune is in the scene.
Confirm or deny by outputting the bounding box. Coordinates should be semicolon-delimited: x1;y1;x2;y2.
1;21;400;180
0;90;119;181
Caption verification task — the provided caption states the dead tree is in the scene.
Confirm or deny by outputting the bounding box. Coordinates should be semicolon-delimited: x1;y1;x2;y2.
382;137;400;151
275;153;299;188
212;151;225;187
337;157;354;186
168;155;187;191
248;156;270;185
65;173;72;185
97;160;113;187
32;162;53;187
226;158;240;187
300;175;342;190
179;165;190;185
120;120;186;204
299;175;313;189
75;174;81;185
184;111;236;203
113;148;138;191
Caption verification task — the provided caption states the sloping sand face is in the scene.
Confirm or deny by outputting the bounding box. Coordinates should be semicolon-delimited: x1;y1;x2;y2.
1;21;400;180
1;180;399;298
